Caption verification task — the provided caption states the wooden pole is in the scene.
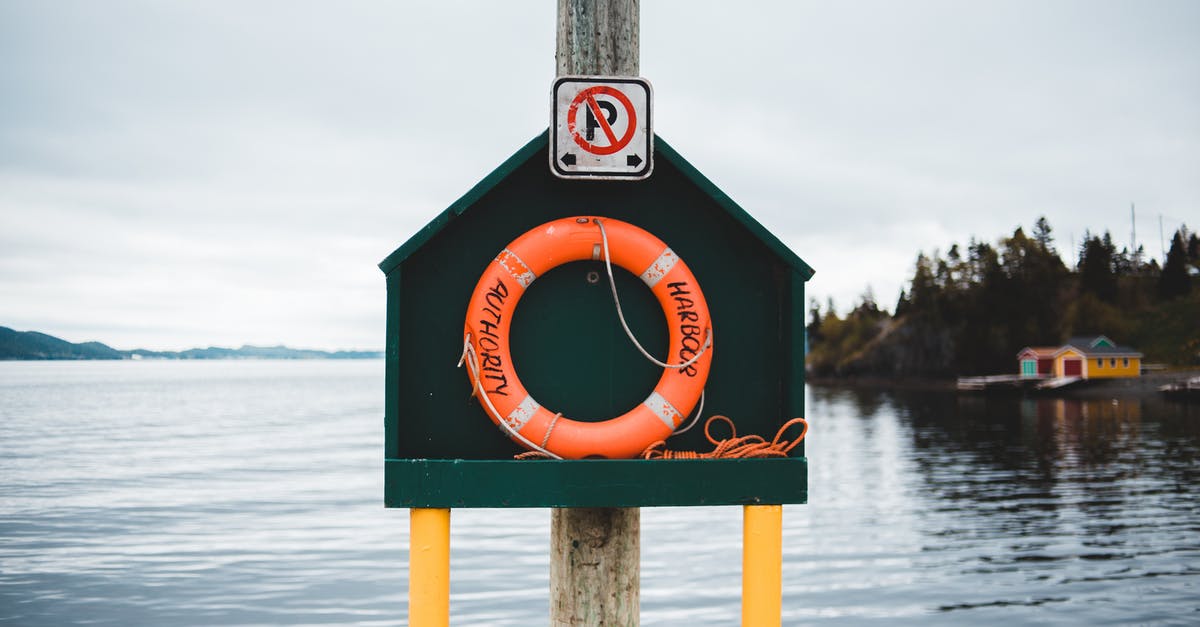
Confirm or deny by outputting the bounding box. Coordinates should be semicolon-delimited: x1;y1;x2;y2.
552;1;640;625
550;508;640;624
409;508;451;627
557;0;639;76
742;505;782;626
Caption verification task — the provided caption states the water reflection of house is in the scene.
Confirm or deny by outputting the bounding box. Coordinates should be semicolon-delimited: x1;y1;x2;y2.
1025;398;1143;422
1018;335;1142;379
1021;398;1143;460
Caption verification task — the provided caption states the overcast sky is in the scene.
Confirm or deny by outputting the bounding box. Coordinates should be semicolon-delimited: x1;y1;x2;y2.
2;1;1197;351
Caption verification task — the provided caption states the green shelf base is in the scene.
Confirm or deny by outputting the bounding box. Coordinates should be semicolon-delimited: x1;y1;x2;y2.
385;457;808;508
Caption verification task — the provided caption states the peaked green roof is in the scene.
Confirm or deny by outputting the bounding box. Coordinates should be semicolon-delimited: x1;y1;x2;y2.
1063;335;1142;357
379;130;815;280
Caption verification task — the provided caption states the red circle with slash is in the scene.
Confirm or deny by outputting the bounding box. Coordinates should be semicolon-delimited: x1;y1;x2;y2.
566;86;638;156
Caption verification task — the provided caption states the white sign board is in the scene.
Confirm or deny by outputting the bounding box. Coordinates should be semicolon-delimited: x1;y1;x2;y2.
551;76;652;180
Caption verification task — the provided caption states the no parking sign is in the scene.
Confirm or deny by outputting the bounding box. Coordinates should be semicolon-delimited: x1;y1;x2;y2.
551;76;652;180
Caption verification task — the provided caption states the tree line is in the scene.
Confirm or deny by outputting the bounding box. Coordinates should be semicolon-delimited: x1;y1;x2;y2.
807;218;1198;377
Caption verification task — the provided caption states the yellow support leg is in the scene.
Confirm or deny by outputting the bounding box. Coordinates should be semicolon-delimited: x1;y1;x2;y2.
742;504;782;627
409;508;450;627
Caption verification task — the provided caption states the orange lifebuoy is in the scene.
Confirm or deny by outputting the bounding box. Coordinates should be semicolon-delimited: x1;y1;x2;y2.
462;216;714;459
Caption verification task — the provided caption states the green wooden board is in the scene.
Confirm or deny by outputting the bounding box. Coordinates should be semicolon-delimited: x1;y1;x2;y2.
385;458;808;508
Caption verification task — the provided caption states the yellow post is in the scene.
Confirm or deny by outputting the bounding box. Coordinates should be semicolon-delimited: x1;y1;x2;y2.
742;504;782;627
409;508;450;627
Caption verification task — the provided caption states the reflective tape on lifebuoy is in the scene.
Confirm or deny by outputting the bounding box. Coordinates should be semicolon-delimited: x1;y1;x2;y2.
462;216;714;459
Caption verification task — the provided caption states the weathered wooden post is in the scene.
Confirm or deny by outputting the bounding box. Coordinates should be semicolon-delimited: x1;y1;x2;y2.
551;507;640;624
551;1;641;624
557;0;639;78
379;1;812;623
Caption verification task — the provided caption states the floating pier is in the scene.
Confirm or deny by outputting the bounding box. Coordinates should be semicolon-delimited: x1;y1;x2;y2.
957;374;1084;392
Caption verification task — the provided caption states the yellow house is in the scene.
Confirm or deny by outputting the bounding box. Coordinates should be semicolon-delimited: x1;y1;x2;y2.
1020;336;1142;379
1051;345;1089;378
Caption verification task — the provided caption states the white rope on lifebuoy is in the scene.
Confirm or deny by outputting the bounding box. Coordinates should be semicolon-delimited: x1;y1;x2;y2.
595;218;712;371
457;335;562;459
595;218;708;439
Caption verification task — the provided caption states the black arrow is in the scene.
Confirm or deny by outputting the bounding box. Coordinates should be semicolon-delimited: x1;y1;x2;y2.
627;154;642;167
560;153;576;166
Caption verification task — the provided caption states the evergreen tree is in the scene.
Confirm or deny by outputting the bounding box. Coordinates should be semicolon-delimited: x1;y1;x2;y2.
909;252;937;312
997;223;1069;353
1158;229;1192;300
858;285;879;313
1001;227;1032;277
895;289;910;317
945;244;963;289
807;298;823;342
1101;232;1131;275
1132;244;1148;274
1033;216;1055;254
966;239;1000;286
1114;247;1135;275
1079;232;1118;302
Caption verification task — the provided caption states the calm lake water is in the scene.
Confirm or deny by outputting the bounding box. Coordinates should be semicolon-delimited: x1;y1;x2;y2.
1;360;1197;625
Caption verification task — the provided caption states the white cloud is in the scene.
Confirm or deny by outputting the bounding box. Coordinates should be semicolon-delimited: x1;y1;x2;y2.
2;1;1197;349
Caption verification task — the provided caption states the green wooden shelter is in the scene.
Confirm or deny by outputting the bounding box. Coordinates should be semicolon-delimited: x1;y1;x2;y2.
380;131;814;508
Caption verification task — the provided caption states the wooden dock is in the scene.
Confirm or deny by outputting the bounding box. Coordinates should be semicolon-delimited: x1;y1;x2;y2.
957;374;1084;392
1159;376;1200;401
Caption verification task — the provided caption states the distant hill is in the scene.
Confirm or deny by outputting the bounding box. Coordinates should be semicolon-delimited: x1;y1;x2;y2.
0;326;382;360
0;327;126;360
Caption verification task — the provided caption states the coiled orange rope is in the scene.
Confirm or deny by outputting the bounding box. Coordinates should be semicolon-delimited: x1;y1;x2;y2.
640;415;808;459
516;415;809;460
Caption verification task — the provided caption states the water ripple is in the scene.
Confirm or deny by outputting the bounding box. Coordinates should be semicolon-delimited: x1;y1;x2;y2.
3;363;1199;624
